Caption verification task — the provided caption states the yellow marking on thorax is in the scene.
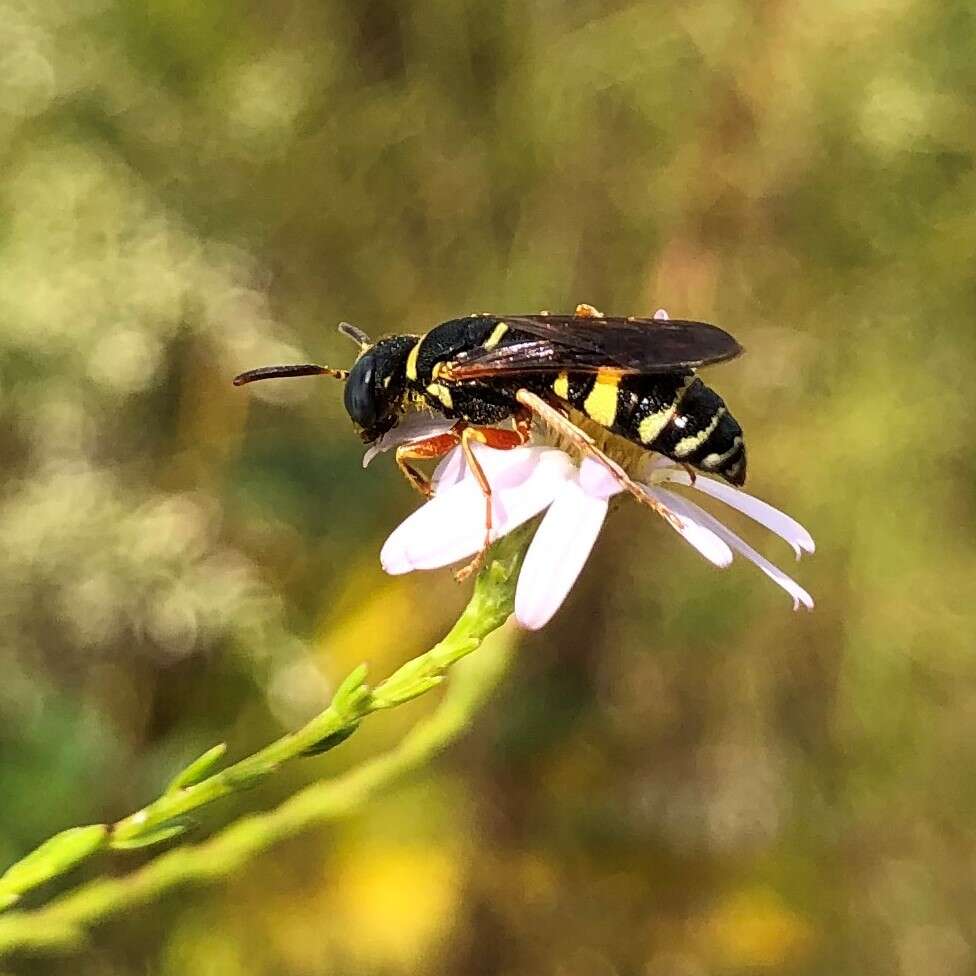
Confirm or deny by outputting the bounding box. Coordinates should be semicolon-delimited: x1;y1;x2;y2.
552;371;570;400
637;375;695;445
426;382;453;409
673;407;725;458
405;339;422;381
574;303;605;318
583;372;621;428
483;322;508;350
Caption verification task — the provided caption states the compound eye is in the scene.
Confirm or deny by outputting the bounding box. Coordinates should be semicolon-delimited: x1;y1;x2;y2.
343;354;378;428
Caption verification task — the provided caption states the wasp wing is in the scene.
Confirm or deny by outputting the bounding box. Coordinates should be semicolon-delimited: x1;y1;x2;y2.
444;315;742;379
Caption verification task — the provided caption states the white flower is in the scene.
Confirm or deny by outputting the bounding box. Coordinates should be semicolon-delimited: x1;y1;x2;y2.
378;435;814;631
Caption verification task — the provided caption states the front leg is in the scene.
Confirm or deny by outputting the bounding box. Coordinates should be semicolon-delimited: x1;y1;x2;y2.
394;431;463;497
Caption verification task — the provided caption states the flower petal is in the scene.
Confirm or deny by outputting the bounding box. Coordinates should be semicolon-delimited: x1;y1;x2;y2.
433;444;552;492
641;485;734;567
653;486;814;610
577;456;625;500
362;413;457;468
381;448;574;574
431;445;467;489
381;480;486;573
515;478;609;630
653;468;815;558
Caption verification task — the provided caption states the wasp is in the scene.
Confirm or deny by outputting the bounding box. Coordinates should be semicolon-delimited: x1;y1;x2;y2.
235;304;746;565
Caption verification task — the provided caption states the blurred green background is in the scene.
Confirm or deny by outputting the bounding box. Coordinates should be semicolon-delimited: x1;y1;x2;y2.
2;0;975;973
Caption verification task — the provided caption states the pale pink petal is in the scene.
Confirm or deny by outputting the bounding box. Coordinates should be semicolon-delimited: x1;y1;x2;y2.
433;442;562;492
515;479;609;630
431;445;467;489
577;456;625;500
641;485;734;567
653;468;815;558
381;448;574;574
362;413;457;468
381;480;488;573
653;487;814;610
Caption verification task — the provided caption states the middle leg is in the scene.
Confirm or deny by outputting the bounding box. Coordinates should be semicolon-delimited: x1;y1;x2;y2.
453;416;533;581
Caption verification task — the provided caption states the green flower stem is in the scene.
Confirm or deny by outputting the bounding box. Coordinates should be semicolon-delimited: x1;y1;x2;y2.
0;524;532;956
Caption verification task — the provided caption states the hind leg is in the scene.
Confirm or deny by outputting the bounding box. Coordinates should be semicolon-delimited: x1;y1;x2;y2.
515;389;684;531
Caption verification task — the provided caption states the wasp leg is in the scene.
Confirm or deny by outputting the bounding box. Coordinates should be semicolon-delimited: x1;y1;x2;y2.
453;428;496;582
474;413;532;450
395;419;534;581
394;432;462;497
681;462;697;485
513;408;533;444
453;415;536;581
397;412;533;498
515;389;683;531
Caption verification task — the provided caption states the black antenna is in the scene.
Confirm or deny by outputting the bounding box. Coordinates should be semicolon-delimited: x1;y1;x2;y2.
232;364;349;386
338;322;372;348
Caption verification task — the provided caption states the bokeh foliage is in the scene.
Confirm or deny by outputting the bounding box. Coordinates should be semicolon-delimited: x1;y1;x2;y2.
1;0;974;973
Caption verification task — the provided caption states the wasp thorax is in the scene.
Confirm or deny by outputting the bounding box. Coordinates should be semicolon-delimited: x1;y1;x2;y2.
343;335;419;442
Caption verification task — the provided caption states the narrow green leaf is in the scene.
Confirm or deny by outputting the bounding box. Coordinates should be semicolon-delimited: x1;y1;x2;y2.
331;663;371;716
223;764;276;791
301;723;358;756
111;823;187;851
165;743;227;794
0;825;108;896
430;636;480;669
372;674;445;709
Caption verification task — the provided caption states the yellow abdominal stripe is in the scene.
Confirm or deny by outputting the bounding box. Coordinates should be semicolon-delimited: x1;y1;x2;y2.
702;435;742;469
638;375;694;445
583;372;621;428
637;406;674;445
673;407;725;458
552;371;569;400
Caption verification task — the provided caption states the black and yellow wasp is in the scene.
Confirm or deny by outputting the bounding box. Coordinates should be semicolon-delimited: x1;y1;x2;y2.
234;304;746;549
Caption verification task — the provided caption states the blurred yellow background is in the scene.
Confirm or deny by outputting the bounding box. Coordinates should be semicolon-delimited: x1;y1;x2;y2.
1;1;975;973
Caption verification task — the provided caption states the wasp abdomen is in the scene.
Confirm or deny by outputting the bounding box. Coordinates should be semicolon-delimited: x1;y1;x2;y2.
553;370;747;486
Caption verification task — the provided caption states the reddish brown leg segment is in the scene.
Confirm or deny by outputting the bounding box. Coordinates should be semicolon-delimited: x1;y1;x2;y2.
395;432;461;496
474;417;531;450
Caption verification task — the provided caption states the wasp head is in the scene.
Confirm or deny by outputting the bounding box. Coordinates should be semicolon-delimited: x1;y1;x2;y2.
343;334;418;443
232;324;419;445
